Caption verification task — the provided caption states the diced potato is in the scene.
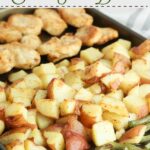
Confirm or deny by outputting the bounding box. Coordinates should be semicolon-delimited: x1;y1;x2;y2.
8;70;27;82
106;90;124;101
92;94;104;104
40;74;59;89
35;99;59;119
92;121;116;146
28;128;45;146
56;66;68;78
6;141;25;150
0;120;5;135
37;112;54;130
80;47;103;64
0;127;31;145
33;63;56;76
60;100;76;116
5;103;29;128
102;42;130;60
100;96;128;116
101;73;123;90
120;70;140;94
64;72;84;90
34;90;47;101
69;58;85;71
123;95;149;119
0;81;6;88
74;88;93;101
47;79;76;104
56;59;70;68
7;88;36;107
80;104;102;128
87;83;101;95
43;131;65;150
116;129;125;140
24;140;47;150
103;111;128;130
84;60;111;84
27;109;37;128
117;39;131;50
120;125;147;144
0;87;6;102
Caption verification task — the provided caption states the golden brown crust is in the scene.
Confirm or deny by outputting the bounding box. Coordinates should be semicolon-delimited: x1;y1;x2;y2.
58;8;93;28
8;14;43;35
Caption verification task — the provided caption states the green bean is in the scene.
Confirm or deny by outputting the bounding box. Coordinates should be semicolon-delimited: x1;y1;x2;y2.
145;143;150;149
146;123;150;132
128;115;150;128
141;135;150;143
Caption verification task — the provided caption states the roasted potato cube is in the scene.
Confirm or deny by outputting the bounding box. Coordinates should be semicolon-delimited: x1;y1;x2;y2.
92;94;104;104
0;101;10;120
120;70;140;94
35;8;67;36
64;72;84;90
35;99;59;119
55;59;70;68
87;83;101;95
102;42;130;60
84;60;111;84
120;125;147;144
92;121;116;146
43;131;65;150
47;79;76;104
58;8;93;28
0;81;6;88
34;90;47;101
37;112;54;130
6;141;25;150
7;88;36;107
106;90;124;101
8;70;27;82
80;47;103;64
74;88;93;101
60;100;76;116
80;104;102;128
0;87;6;102
0;127;31;145
24;140;46;150
100;96;128;117
116;129;125;140
123;95;148;119
40;74;59;89
117;39;131;50
28;128;45;146
0;120;4;135
32;63;56;77
101;73;123;90
103;111;128;130
69;58;85;71
56;66;68;78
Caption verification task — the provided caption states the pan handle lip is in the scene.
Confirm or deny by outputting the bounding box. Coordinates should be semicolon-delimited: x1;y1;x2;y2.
11;0;26;5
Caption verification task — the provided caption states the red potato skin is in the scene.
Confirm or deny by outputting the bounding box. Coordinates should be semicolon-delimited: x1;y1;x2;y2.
120;125;146;143
110;79;121;90
64;131;89;150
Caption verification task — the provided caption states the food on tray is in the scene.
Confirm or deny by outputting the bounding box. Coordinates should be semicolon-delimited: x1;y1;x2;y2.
58;8;93;28
34;8;67;36
0;8;150;150
75;25;118;46
8;14;43;35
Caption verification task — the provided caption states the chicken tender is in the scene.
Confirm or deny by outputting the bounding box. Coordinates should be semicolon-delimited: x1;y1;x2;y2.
34;8;67;36
21;35;41;50
97;28;119;45
8;14;43;35
38;34;82;62
75;26;118;46
0;42;40;74
75;25;102;46
58;8;93;28
0;21;22;43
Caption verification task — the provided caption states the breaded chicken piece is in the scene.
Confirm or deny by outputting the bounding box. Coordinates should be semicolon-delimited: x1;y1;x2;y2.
0;21;22;43
0;43;40;74
97;28;119;45
58;8;93;28
75;26;118;46
34;8;67;36
21;35;41;50
8;14;43;35
0;49;15;74
75;25;102;46
38;34;82;62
